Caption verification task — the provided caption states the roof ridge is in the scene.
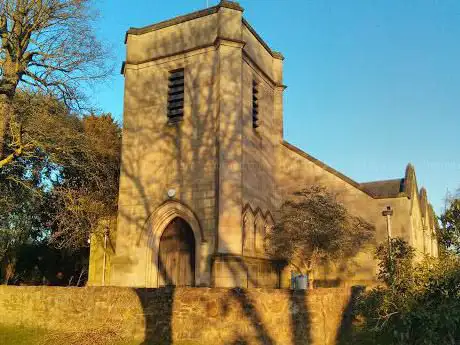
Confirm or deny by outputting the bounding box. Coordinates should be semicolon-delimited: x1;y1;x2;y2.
360;178;404;185
282;141;367;193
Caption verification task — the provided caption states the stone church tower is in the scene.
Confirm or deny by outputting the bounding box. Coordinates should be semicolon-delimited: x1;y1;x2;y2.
89;1;438;288
108;1;284;288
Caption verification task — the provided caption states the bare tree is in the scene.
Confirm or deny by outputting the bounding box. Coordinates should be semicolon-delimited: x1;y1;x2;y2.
266;185;375;288
0;0;111;158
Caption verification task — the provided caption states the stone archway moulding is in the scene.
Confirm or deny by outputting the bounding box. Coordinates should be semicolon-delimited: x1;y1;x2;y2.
144;200;205;287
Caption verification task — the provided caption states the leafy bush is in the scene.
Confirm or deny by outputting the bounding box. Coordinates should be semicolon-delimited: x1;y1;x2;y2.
438;196;460;255
353;238;460;345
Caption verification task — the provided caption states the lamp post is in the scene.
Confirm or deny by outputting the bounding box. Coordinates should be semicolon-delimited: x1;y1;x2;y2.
382;206;394;271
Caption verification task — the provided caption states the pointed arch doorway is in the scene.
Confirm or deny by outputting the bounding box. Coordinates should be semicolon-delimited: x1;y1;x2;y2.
158;217;195;287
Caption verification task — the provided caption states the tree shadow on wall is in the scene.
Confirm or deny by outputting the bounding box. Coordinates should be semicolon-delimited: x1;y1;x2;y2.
134;287;175;345
118;7;240;344
217;256;312;345
335;285;371;345
115;5;372;345
130;251;311;345
134;252;176;345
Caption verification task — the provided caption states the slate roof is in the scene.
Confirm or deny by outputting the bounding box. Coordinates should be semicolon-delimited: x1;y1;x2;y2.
359;179;405;199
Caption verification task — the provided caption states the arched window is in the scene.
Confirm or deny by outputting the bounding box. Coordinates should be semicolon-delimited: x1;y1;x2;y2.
243;209;255;255
255;211;265;253
264;213;274;254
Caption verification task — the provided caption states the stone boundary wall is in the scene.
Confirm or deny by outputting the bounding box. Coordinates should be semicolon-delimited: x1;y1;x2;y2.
0;286;359;345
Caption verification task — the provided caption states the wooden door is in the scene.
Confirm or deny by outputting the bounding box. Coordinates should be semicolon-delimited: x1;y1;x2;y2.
158;218;195;286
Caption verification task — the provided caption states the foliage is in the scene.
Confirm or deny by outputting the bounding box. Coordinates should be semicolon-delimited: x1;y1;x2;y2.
50;113;121;248
438;194;460;255
10;242;88;286
0;92;120;283
266;185;375;280
353;238;460;345
0;0;117;286
376;237;415;290
1;91;86;169
0;188;50;283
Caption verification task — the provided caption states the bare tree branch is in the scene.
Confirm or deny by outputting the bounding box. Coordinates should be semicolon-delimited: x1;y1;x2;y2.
0;0;113;158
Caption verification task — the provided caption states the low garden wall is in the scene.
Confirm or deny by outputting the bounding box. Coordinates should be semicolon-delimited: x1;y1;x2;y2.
0;286;360;345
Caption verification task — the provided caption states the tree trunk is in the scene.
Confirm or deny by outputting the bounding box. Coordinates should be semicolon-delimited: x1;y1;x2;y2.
0;56;21;159
1;255;16;285
0;91;15;160
0;95;9;159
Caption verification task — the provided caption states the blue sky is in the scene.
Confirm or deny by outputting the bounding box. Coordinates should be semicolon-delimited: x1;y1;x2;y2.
92;0;460;213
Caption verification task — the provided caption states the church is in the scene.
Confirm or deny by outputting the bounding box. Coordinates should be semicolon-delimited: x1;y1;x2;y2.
89;1;438;288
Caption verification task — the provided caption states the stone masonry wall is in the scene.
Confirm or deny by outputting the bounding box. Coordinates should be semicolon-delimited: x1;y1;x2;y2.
114;27;220;286
277;143;412;284
0;286;359;345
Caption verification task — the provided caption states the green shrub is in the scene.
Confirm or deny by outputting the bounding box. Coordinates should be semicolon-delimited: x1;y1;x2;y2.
353;239;460;345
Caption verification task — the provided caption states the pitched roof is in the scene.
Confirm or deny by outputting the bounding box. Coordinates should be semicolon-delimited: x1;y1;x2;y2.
283;142;424;201
360;179;405;199
282;141;365;192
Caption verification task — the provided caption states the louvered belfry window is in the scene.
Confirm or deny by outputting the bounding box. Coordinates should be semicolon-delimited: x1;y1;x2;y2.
167;68;185;122
252;79;259;128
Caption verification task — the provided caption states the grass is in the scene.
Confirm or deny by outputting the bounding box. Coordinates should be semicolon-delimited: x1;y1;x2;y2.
0;325;142;345
0;326;206;345
0;326;47;345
